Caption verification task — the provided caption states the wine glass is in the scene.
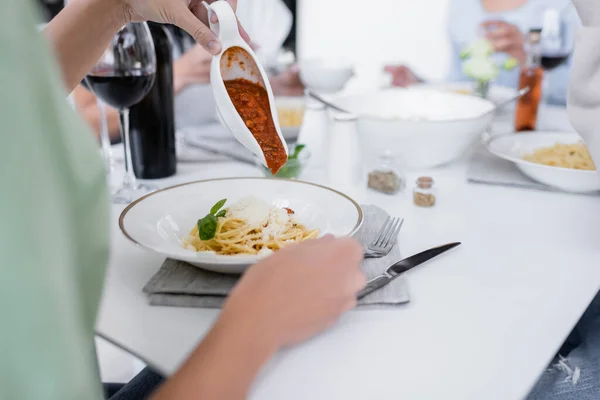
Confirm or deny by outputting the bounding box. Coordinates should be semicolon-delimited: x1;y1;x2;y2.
96;99;115;174
85;23;157;204
80;79;114;176
539;7;573;103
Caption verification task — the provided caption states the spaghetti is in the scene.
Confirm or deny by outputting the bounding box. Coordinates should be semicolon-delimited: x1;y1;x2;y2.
182;197;319;256
523;142;595;171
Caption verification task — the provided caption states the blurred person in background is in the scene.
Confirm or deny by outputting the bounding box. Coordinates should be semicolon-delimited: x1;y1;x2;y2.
72;0;303;141
526;0;600;397
1;0;365;399
385;0;578;105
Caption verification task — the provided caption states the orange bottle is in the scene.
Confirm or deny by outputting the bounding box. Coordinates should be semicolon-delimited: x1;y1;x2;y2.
515;29;544;132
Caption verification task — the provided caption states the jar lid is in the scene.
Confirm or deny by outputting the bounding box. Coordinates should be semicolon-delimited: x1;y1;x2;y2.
416;176;434;189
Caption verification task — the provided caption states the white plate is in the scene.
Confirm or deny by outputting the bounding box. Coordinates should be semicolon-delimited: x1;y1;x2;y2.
485;131;600;193
119;178;363;274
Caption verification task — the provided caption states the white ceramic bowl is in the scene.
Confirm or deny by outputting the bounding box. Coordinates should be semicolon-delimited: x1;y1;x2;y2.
119;178;363;274
414;82;517;105
335;88;496;169
414;82;517;118
299;59;354;93
485;131;600;193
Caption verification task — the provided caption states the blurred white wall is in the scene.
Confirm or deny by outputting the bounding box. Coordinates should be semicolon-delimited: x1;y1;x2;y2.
297;0;453;90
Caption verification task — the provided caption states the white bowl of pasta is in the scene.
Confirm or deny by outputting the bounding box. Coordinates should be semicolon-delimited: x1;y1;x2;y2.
119;178;363;274
485;131;600;193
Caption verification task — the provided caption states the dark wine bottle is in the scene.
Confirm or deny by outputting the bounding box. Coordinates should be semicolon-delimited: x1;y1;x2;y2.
129;22;177;179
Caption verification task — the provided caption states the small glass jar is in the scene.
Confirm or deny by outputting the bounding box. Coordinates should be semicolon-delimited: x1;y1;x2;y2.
413;176;436;207
367;152;406;195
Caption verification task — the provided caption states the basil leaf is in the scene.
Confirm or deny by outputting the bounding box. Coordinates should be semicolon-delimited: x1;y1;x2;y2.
198;214;218;240
215;209;227;218
289;144;305;160
210;198;227;215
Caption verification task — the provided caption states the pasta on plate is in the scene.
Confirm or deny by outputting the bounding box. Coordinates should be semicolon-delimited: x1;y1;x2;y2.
182;197;319;256
523;142;595;171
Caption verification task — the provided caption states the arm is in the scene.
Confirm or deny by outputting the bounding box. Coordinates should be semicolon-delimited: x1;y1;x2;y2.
44;0;127;92
567;1;600;167
172;45;212;95
152;237;365;400
72;86;121;140
43;0;232;93
151;303;277;400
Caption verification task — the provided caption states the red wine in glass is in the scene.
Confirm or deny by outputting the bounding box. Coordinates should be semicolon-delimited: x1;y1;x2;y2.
85;71;155;110
540;52;570;71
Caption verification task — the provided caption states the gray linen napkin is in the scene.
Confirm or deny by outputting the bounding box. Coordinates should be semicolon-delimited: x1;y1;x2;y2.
180;125;256;165
467;146;600;195
143;205;409;308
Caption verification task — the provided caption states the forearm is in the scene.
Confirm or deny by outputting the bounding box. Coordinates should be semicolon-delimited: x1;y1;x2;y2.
567;27;600;167
173;64;194;96
44;0;126;92
151;306;278;400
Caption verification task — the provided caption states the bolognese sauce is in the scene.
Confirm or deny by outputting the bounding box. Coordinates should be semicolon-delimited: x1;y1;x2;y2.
224;78;287;174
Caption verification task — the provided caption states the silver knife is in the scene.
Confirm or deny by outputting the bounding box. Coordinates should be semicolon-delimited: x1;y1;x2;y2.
357;242;461;300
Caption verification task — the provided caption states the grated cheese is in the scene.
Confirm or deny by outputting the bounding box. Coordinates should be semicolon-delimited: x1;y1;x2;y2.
227;197;292;238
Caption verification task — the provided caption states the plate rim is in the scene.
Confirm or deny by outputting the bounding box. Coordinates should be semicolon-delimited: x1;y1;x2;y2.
118;177;365;261
485;131;597;175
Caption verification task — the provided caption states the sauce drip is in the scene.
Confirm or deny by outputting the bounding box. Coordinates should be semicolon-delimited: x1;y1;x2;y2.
224;78;287;174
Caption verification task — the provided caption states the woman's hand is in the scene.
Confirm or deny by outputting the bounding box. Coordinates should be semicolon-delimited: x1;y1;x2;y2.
173;44;213;94
384;65;420;87
481;20;526;64
119;0;250;54
224;236;365;347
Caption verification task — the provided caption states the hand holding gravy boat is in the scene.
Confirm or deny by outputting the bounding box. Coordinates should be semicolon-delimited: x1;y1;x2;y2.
204;1;289;174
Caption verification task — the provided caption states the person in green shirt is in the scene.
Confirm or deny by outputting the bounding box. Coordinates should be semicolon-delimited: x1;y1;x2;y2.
0;0;366;399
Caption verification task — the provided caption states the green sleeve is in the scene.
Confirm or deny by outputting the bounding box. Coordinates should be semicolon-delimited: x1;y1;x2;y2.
0;0;109;398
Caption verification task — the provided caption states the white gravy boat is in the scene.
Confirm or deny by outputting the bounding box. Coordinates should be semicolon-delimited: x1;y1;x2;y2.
204;1;288;167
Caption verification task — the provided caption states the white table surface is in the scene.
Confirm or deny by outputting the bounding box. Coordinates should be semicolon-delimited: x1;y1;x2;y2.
96;106;600;400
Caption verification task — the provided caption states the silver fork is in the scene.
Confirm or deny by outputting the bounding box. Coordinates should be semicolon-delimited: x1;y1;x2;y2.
364;217;404;258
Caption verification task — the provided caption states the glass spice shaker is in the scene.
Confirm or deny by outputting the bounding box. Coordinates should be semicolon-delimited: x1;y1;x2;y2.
327;113;363;189
413;176;436;207
367;151;406;194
